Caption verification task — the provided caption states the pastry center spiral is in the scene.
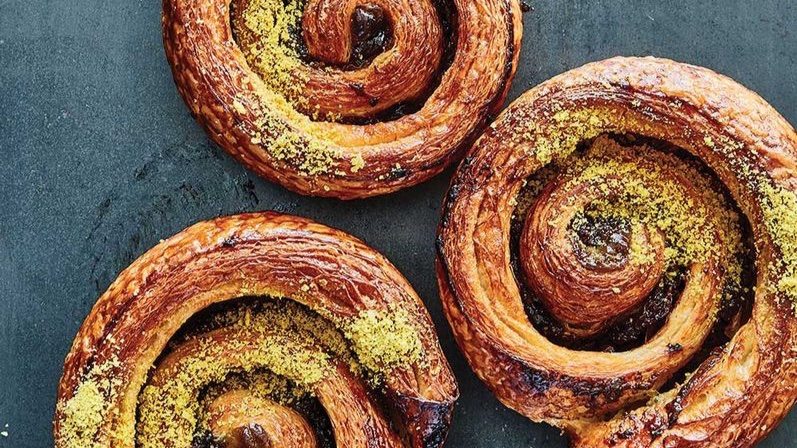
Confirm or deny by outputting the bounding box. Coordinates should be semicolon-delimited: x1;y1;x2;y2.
230;0;443;121
206;391;317;448
517;135;747;343
135;298;421;448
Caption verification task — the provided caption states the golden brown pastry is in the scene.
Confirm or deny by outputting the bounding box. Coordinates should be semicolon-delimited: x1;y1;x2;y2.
54;212;458;447
162;0;522;199
436;56;797;447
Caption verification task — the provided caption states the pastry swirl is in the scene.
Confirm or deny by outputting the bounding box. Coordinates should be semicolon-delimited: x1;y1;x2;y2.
162;0;522;199
436;57;797;447
54;212;458;448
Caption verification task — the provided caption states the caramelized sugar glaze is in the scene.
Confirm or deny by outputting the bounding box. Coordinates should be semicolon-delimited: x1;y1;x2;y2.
437;57;797;447
54;213;457;448
163;0;522;198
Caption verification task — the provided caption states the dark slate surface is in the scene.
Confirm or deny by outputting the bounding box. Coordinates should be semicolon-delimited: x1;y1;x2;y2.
1;0;796;446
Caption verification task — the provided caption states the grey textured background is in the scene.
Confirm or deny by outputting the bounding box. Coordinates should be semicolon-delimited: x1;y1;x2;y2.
1;0;796;446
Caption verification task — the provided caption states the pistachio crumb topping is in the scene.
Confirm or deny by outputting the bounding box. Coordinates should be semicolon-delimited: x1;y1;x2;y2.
524;108;610;164
760;183;797;304
345;307;424;373
565;136;743;275
350;153;366;173
60;381;106;448
57;357;124;448
231;0;356;177
236;0;306;99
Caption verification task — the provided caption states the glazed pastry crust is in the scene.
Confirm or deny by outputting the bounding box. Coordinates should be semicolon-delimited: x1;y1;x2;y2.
55;212;458;448
162;0;522;199
436;57;797;447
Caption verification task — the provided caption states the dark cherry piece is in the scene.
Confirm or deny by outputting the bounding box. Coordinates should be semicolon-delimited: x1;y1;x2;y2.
349;4;392;68
235;424;272;448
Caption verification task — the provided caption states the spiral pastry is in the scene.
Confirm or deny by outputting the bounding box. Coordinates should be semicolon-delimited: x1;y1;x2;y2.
436;57;797;447
162;0;522;199
54;213;458;448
